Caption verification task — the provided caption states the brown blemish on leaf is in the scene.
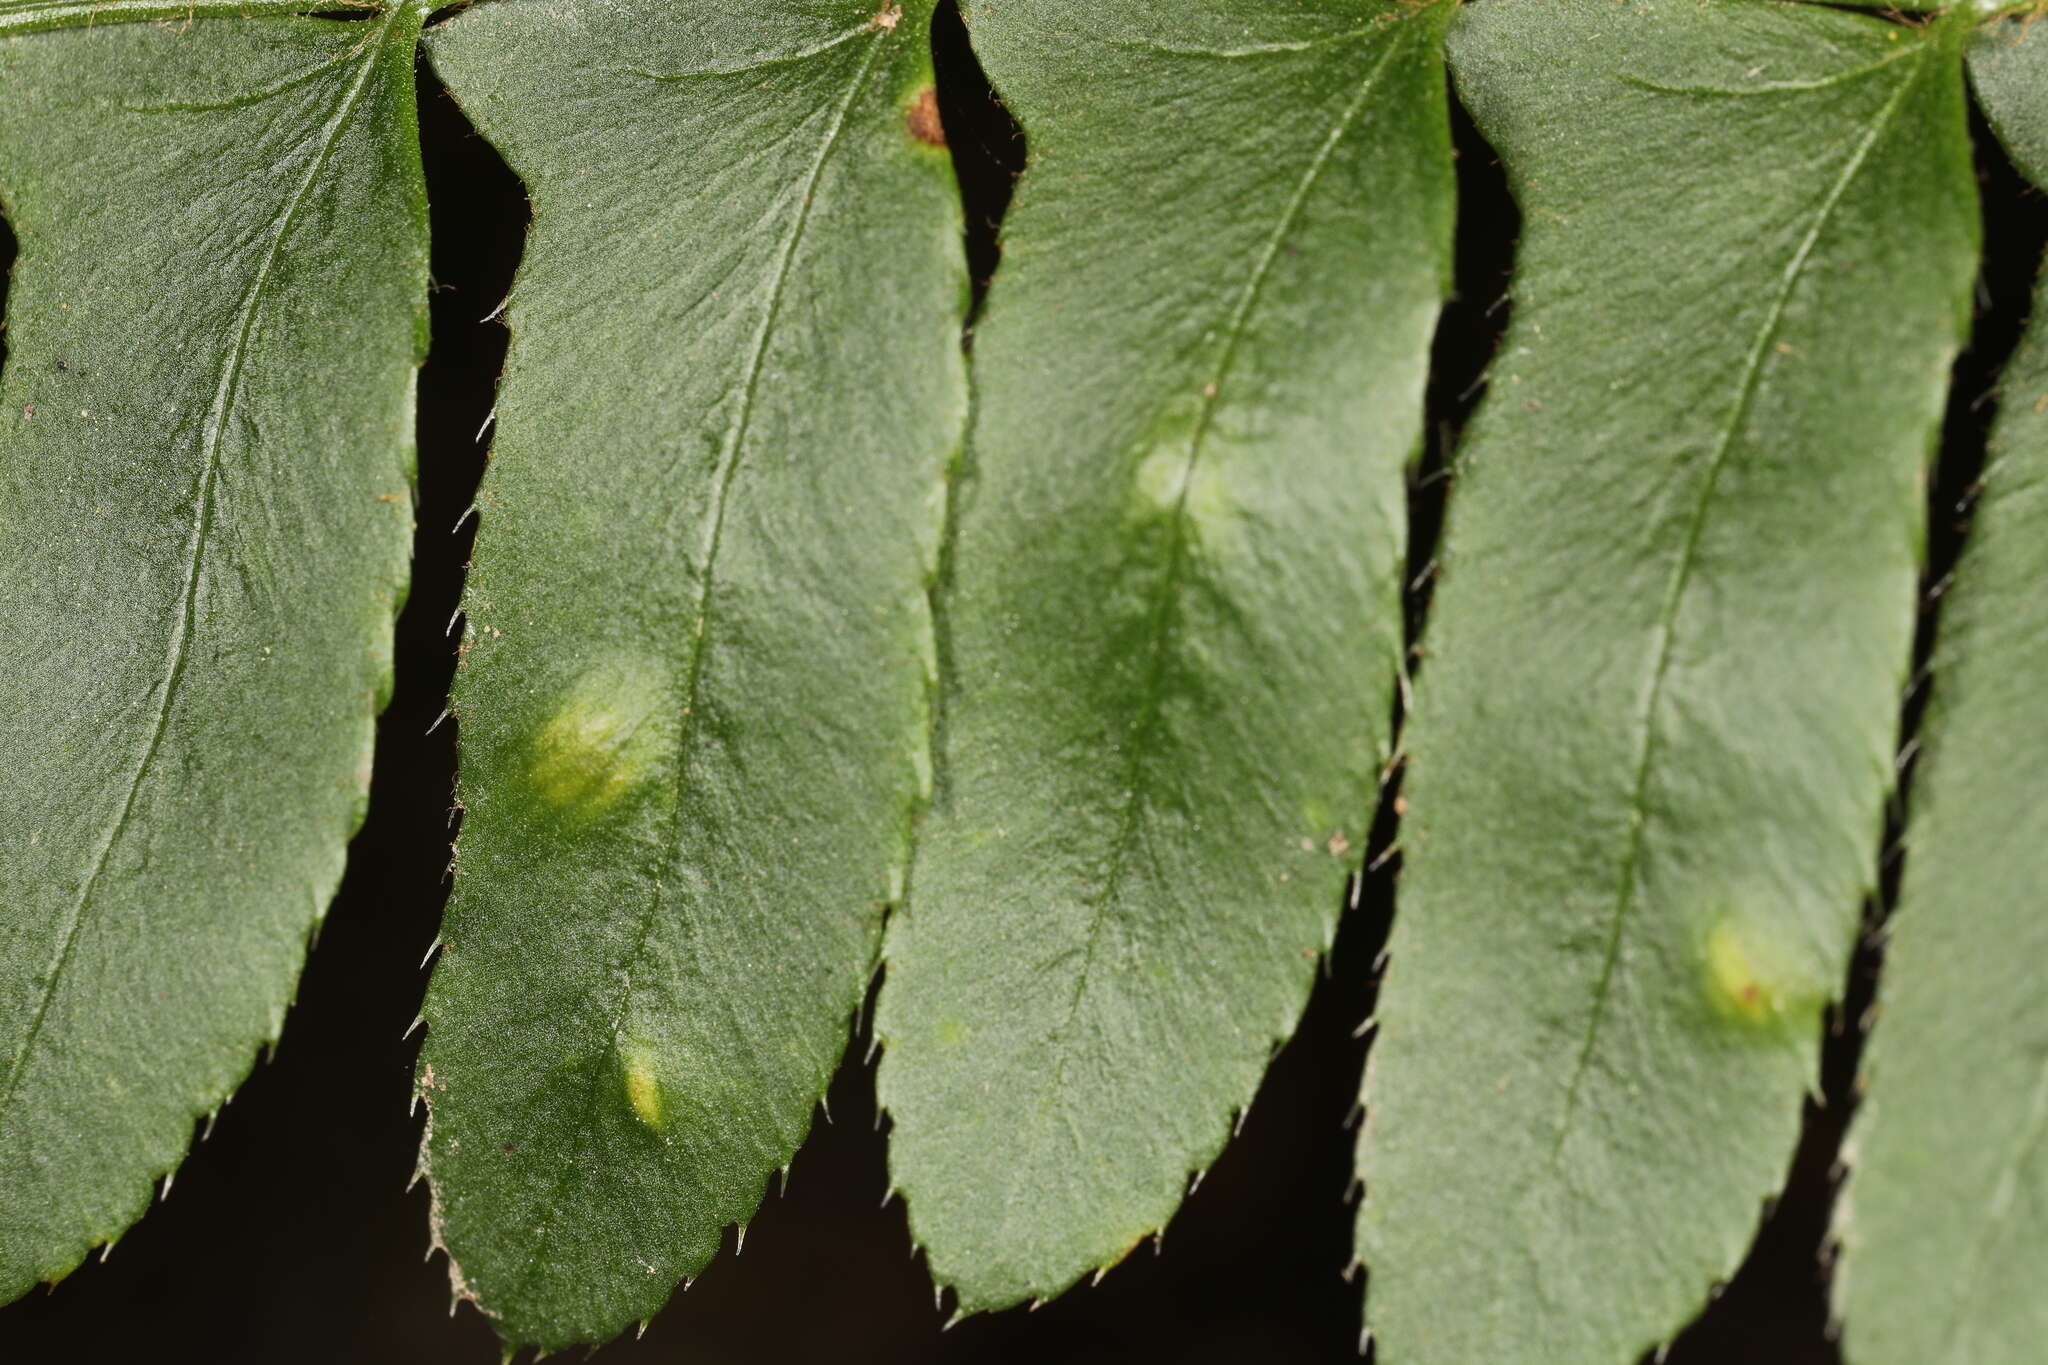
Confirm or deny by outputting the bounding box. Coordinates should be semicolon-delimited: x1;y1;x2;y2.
869;2;902;31
906;85;946;148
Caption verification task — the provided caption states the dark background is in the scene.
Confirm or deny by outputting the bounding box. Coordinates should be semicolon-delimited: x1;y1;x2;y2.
3;8;2043;1362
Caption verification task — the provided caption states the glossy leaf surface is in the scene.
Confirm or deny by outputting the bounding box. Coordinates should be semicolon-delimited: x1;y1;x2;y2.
416;0;966;1347
1359;3;1976;1360
0;5;427;1299
1832;19;2048;1364
876;0;1454;1313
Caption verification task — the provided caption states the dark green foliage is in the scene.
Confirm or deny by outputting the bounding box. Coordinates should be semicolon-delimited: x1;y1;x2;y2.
1831;19;2048;1363
0;3;427;1298
876;0;1454;1313
1358;2;1980;1359
0;2;2041;1361
414;0;965;1347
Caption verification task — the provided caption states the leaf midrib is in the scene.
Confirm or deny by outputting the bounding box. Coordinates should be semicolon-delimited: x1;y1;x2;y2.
1546;44;1928;1161
0;14;397;1149
1104;21;1385;62
1617;43;1918;99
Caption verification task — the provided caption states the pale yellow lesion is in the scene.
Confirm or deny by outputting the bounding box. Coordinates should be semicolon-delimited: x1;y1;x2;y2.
1703;917;1825;1027
528;653;673;812
1133;443;1234;538
622;1046;664;1130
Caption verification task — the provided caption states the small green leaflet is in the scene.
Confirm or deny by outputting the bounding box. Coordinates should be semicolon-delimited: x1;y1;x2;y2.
1359;2;1976;1361
415;0;966;1348
876;0;1453;1314
0;0;368;38
0;5;427;1299
1831;18;2048;1364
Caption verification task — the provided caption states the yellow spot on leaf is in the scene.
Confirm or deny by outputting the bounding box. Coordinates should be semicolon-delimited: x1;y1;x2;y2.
1703;919;1820;1027
623;1049;663;1129
1706;924;1775;1022
1134;446;1232;536
529;654;672;811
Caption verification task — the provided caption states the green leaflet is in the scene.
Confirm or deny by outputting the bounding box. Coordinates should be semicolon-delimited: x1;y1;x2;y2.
876;0;1453;1313
1358;2;1976;1361
0;0;371;38
416;0;965;1348
1831;19;2048;1364
0;5;427;1300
